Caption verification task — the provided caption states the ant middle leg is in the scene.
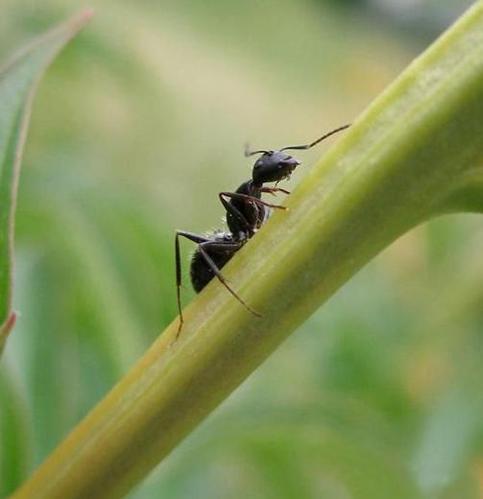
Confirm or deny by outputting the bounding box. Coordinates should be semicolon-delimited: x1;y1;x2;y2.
219;192;287;235
217;194;253;234
261;186;291;196
219;192;287;210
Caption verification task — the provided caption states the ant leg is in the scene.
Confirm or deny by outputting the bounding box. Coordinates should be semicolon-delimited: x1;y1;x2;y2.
175;230;211;337
218;194;253;233
219;192;287;210
219;192;288;235
261;186;291;196
198;241;261;318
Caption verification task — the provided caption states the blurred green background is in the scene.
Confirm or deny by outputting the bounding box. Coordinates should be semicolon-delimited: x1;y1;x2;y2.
1;1;482;498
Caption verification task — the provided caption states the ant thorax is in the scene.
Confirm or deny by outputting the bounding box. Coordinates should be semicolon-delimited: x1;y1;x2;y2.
205;229;234;241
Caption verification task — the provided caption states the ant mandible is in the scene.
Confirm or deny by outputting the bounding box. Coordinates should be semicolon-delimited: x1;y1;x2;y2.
175;124;350;336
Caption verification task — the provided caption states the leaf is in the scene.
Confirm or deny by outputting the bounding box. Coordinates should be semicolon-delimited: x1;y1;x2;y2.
0;10;93;356
0;366;30;496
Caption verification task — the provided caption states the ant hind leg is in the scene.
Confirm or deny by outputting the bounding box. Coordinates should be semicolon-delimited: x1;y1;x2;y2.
175;230;211;338
198;241;261;318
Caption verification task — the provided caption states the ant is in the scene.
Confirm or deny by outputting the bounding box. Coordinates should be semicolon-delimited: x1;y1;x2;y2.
175;124;350;336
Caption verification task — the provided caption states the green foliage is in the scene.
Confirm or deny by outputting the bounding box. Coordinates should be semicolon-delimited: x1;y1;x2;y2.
0;8;92;492
0;10;92;351
1;2;483;499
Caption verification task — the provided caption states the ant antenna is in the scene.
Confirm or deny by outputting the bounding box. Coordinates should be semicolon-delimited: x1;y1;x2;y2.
280;124;350;152
244;143;270;157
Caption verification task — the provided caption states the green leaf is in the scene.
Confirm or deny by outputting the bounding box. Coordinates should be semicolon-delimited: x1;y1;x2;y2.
0;10;93;355
0;366;30;496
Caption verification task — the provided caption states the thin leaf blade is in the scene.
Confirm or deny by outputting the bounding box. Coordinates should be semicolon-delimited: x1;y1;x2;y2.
0;10;93;354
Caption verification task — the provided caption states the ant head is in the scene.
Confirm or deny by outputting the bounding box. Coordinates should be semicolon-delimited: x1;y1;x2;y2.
251;150;300;185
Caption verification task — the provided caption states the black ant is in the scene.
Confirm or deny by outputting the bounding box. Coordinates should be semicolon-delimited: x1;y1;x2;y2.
175;124;349;336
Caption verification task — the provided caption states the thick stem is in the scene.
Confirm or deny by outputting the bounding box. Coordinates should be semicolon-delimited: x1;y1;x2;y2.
13;2;483;498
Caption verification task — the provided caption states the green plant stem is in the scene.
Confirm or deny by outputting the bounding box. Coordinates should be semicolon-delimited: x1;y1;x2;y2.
13;2;483;498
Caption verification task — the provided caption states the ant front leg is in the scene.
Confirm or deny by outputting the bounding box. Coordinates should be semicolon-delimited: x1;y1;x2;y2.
175;230;211;337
